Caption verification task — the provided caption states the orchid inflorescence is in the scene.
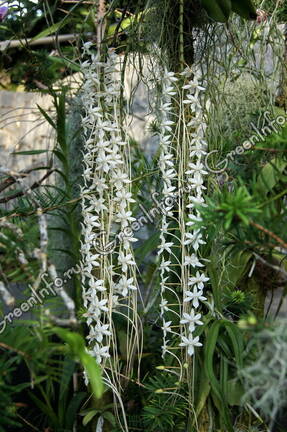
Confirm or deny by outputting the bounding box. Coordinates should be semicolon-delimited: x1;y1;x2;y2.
80;40;208;376
157;69;180;358
179;68;209;357
80;43;139;371
157;67;209;359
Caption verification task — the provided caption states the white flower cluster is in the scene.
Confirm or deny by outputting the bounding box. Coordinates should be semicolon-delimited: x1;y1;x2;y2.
80;43;138;365
179;69;209;357
157;69;179;358
157;67;209;358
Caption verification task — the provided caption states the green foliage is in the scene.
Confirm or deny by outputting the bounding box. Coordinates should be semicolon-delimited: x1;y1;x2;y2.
199;186;261;232
261;0;287;21
142;396;186;432
201;0;257;23
0;0;87;89
0;324;96;431
138;374;188;432
54;327;104;399
223;287;253;317
203;320;244;430
0;356;24;431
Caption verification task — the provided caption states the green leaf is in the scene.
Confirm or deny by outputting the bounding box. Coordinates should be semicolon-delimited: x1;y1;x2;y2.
37;104;56;129
221;250;252;290
255;158;287;196
201;0;231;23
54;328;85;354
12;150;50;155
28;391;59;427
135;231;160;264
226;379;244;406
59;357;75;400
195;362;211;418
225;323;243;368
53;149;67;165
102;411;116;426
31;22;65;41
231;0;257;20
56;89;67;152
83;410;99;426
48;56;81;72
107;14;141;37
204;321;225;403
80;351;104;399
65;392;87;429
204;320;244;431
53;328;104;399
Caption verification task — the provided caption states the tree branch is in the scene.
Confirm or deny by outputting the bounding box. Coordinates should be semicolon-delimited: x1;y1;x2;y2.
0;165;50;194
0;169;54;204
250;220;287;251
0;281;15;306
0;33;92;51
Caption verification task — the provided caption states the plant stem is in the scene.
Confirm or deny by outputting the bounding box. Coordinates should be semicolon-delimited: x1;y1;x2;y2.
250;220;287;250
96;0;106;49
260;187;287;208
179;0;185;71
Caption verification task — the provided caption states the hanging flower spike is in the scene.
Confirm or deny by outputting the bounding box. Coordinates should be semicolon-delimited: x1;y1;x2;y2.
157;67;179;359
156;67;209;360
180;71;209;357
80;47;140;371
